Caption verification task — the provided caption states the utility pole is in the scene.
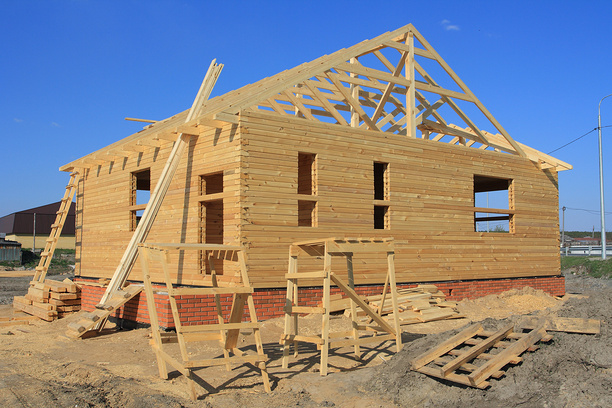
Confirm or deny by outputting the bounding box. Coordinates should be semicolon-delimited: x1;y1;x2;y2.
33;213;36;253
561;206;566;250
598;93;611;260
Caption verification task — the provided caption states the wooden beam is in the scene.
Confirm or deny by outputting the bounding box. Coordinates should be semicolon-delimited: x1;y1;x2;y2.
324;71;378;131
125;117;158;123
414;61;490;146
409;25;526;157
406;33;416;138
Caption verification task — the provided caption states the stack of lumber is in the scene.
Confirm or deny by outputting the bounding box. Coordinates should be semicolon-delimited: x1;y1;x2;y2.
335;284;463;324
13;279;81;322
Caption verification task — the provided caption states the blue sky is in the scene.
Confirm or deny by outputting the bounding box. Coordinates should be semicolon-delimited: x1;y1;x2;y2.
2;0;612;232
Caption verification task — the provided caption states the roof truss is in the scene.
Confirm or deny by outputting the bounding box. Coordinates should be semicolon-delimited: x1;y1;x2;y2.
61;24;571;172
243;25;569;171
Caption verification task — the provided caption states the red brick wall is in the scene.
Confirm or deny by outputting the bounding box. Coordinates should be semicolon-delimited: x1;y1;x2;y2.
76;275;565;329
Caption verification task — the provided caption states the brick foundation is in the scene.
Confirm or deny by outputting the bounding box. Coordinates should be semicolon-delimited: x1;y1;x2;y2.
77;275;565;329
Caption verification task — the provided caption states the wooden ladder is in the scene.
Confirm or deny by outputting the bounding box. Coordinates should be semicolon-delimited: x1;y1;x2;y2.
138;243;270;400
32;171;79;283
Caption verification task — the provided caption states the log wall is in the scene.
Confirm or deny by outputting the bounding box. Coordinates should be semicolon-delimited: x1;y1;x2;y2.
75;111;560;289
76;124;242;285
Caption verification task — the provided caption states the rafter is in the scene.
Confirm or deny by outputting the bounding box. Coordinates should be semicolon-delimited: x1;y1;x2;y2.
371;51;408;124
324;71;378;131
303;79;349;126
413;60;490;146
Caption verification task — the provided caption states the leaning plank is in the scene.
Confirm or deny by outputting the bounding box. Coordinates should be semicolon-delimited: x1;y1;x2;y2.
65;284;143;338
520;316;600;335
411;324;483;370
467;326;547;386
329;272;396;335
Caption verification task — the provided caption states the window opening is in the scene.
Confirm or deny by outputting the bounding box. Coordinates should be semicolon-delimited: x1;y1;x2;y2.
297;153;317;227
474;175;514;233
130;169;150;231
199;171;225;274
374;205;389;230
374;162;389;200
201;172;223;195
298;200;317;227
199;200;224;274
298;153;317;195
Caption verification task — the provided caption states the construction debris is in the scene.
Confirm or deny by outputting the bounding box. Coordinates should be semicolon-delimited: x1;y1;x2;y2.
333;284;464;325
13;279;81;322
0;314;38;328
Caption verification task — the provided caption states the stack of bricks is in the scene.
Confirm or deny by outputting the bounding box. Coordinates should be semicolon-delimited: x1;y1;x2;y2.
13;279;81;321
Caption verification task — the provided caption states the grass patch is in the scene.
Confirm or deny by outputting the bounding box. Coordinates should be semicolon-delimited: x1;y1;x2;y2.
561;256;612;279
1;249;75;273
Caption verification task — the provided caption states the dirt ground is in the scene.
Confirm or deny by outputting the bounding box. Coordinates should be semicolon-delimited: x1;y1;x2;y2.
0;270;610;408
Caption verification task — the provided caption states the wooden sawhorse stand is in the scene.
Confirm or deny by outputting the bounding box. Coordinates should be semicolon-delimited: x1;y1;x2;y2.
280;237;402;375
138;243;270;400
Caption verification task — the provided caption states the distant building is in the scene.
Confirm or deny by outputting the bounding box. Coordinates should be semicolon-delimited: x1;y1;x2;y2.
0;202;75;250
0;233;22;262
573;237;599;246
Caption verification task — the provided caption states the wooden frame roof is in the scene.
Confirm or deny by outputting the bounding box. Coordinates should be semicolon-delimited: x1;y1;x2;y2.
61;24;571;172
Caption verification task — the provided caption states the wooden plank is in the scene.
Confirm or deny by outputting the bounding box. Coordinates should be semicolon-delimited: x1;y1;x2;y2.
327;333;396;348
520;316;600;335
281;334;325;345
467;327;547;386
439;323;514;377
97;60;224;315
417;366;490;389
411;324;483;369
329;273;396;335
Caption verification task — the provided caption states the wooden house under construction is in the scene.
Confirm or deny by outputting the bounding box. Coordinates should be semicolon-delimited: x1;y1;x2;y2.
60;24;570;323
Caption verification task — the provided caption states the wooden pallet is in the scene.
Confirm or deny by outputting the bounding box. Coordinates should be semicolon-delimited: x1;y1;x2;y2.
65;284;142;338
411;322;551;388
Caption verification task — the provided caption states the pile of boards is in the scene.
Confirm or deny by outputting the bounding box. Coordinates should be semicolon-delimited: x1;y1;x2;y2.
13;279;81;321
327;284;464;324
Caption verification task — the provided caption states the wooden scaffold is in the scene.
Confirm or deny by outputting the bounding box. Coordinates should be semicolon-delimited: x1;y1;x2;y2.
281;237;402;375
138;243;271;400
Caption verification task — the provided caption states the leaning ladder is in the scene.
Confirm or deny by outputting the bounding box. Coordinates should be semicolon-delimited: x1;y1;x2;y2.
32;171;79;283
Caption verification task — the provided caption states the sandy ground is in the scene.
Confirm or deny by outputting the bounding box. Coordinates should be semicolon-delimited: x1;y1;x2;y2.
0;271;610;407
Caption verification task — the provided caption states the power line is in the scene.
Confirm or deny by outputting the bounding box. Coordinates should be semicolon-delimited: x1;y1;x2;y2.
563;206;612;215
547;125;612;155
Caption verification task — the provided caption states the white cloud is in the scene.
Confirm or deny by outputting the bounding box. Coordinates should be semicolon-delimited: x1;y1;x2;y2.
441;19;460;31
14;118;23;123
51;122;60;127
